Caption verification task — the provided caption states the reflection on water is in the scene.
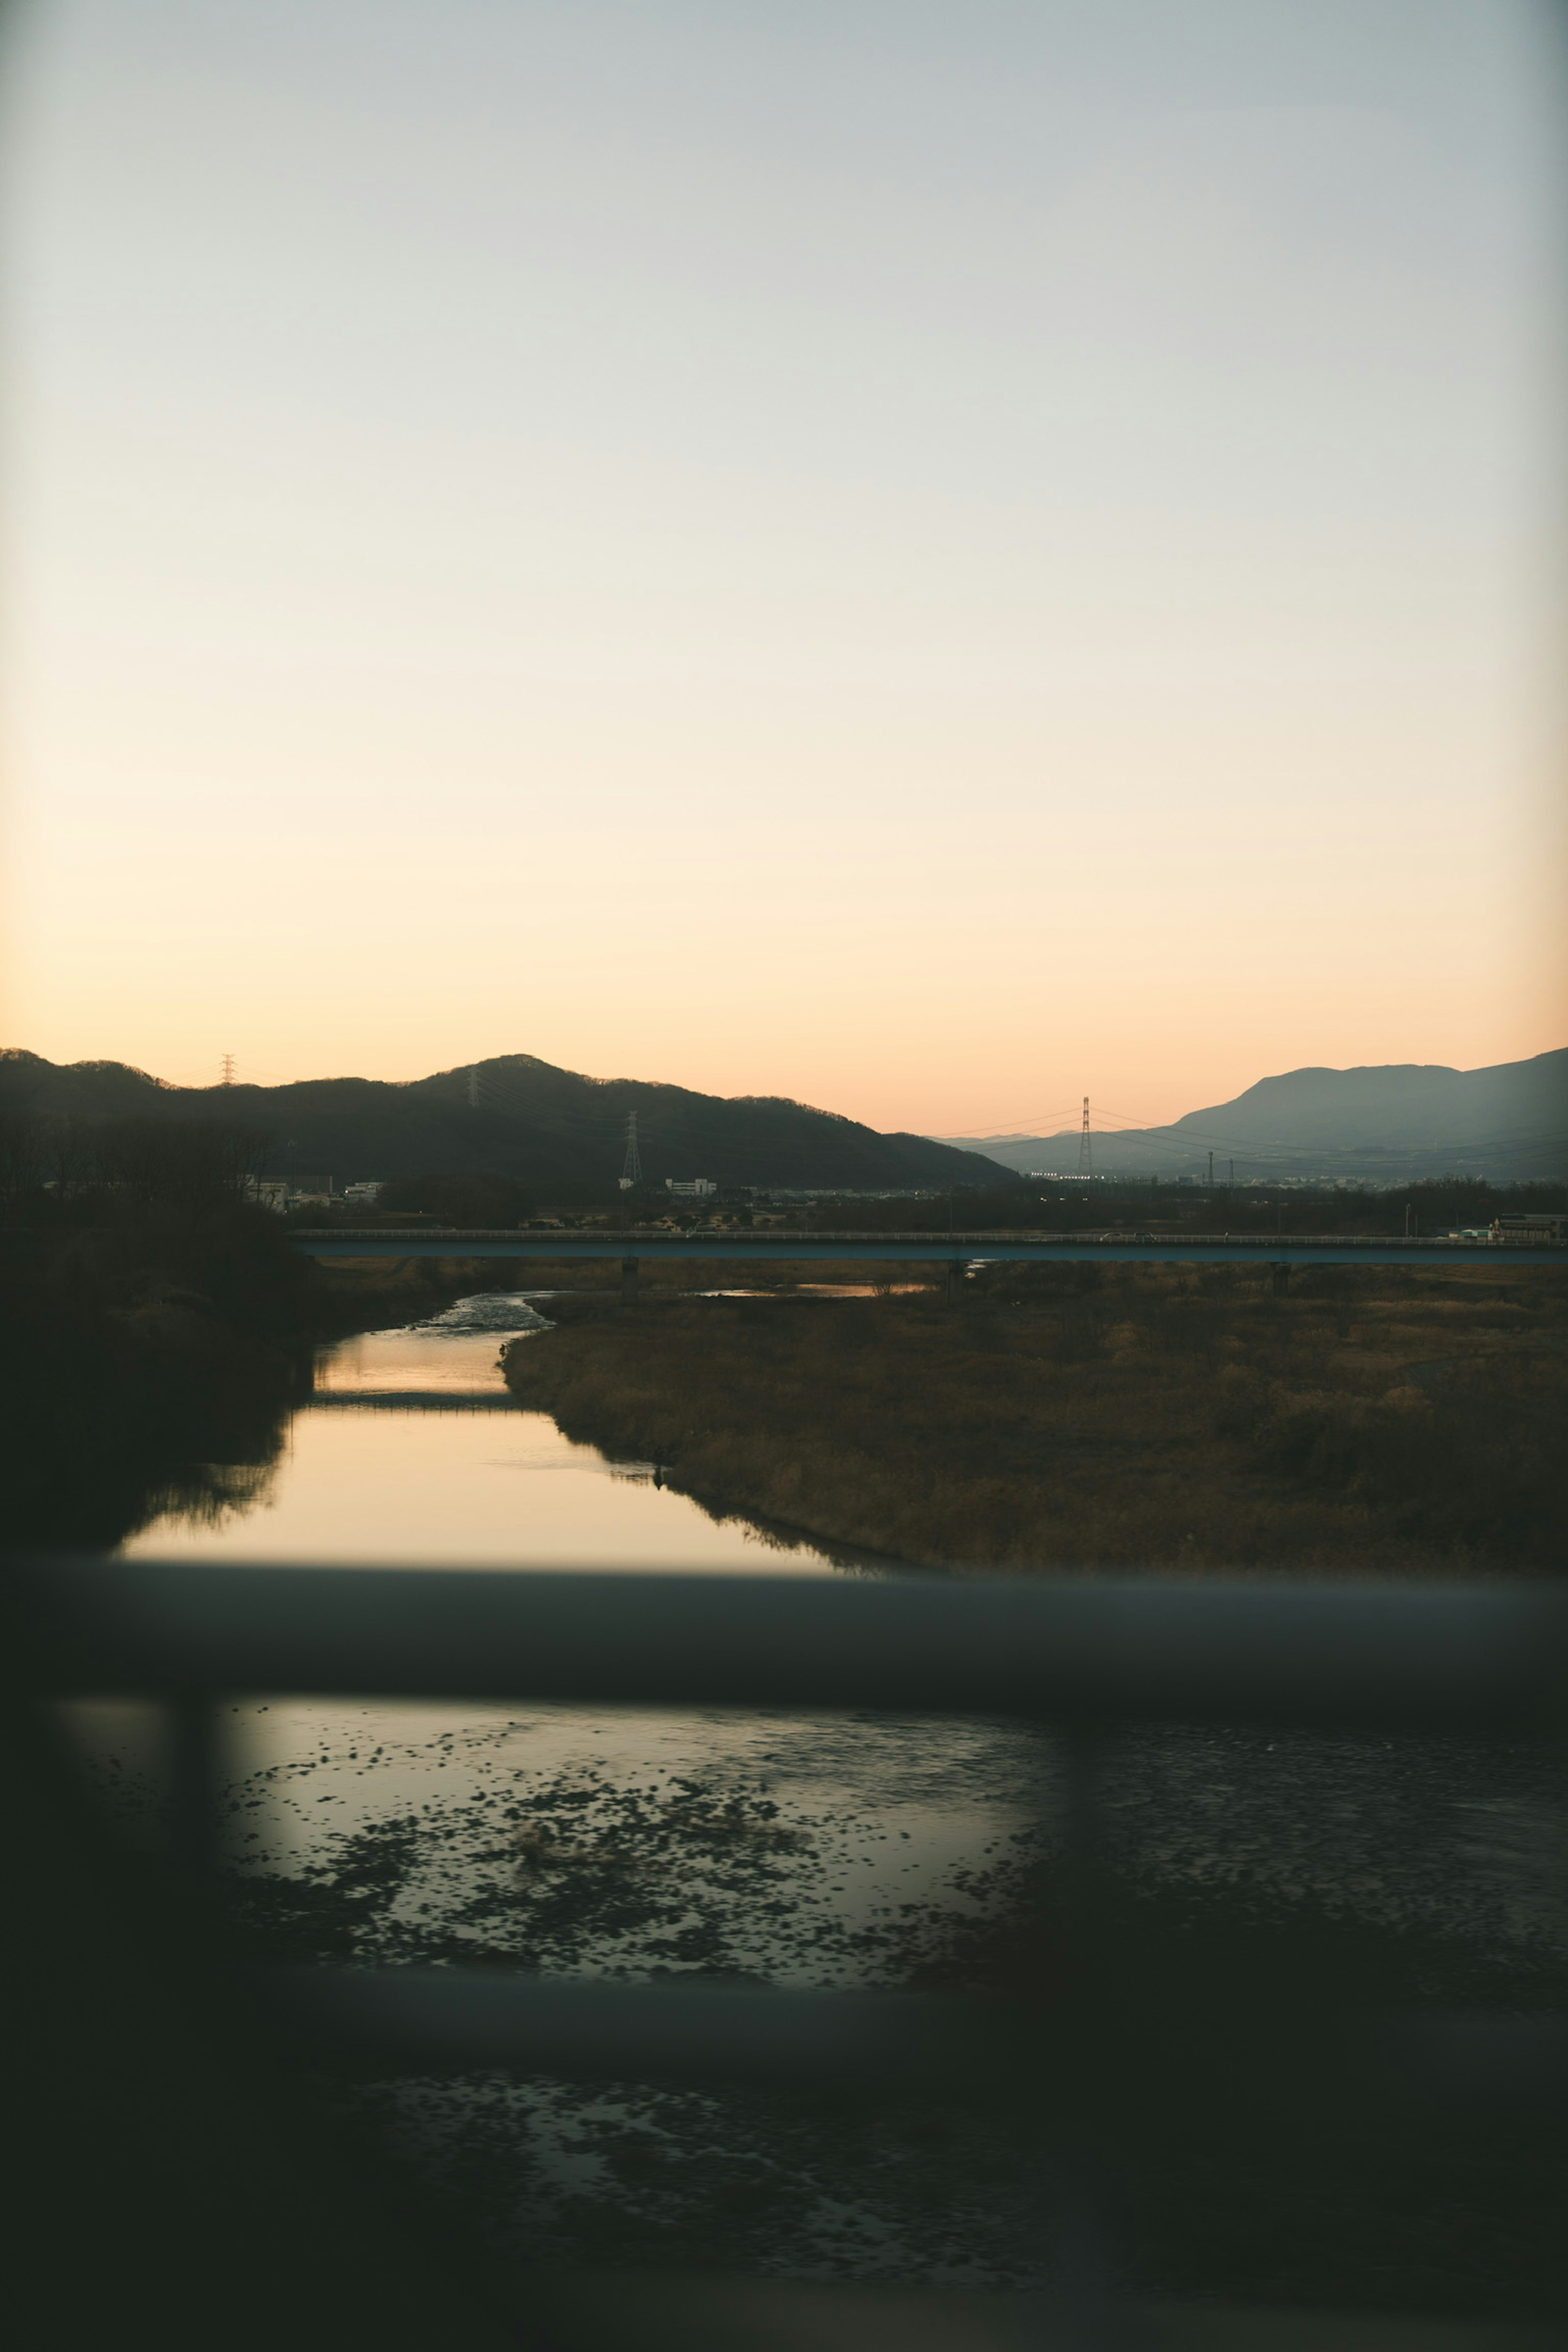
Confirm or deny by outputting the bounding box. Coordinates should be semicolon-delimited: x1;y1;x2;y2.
109;1295;1029;1949
695;1283;931;1298
123;1295;842;1570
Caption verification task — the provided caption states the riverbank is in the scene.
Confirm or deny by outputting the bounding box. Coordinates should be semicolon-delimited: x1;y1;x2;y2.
503;1263;1568;1574
2;1203;304;1547
0;1207;540;1549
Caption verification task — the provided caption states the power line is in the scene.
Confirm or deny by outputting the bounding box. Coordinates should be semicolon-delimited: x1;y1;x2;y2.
998;1094;1531;1171
468;1064;541;1114
941;1105;1090;1140
151;1057;298;1089
950;1102;1174;1141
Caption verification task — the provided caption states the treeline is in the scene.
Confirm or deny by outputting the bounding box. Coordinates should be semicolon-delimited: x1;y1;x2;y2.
0;1111;268;1219
371;1172;617;1225
796;1176;1567;1236
309;1167;1568;1236
0;1114;562;1546
0;1114;312;1547
0;1108;315;1360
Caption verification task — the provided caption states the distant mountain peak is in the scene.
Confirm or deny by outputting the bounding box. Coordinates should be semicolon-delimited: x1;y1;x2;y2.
935;1049;1567;1180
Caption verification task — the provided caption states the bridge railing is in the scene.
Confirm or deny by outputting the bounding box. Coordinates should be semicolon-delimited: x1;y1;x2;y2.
18;1562;1568;2331
285;1228;1568;1271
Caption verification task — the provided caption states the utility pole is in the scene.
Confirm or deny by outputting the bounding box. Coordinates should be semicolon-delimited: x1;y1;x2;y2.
468;1068;480;1109
1207;1151;1214;1191
1076;1097;1092;1179
220;1054;235;1086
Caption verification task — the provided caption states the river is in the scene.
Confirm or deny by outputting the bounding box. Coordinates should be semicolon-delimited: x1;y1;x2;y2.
103;1291;1043;1975
75;1292;1565;2299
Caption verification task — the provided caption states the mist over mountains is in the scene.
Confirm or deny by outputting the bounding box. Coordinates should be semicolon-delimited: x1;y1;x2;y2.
944;1051;1568;1182
0;1050;1009;1194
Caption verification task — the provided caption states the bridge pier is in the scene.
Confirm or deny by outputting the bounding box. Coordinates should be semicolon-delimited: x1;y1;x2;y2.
621;1255;639;1308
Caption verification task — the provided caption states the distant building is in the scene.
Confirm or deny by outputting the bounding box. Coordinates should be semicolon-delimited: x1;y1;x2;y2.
664;1177;718;1198
244;1179;291;1215
755;1187;938;1203
1492;1213;1566;1243
342;1181;383;1208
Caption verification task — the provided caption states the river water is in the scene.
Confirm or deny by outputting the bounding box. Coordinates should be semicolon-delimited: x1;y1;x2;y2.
106;1293;1046;1981
83;1294;1564;2294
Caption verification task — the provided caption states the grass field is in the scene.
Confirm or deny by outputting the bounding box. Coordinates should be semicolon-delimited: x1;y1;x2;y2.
503;1262;1567;1575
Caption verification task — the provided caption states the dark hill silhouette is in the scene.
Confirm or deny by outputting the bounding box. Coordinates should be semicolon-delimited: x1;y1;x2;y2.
942;1049;1568;1180
0;1049;1011;1193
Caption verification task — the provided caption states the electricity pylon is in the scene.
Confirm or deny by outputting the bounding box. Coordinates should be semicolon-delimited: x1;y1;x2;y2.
1076;1097;1092;1177
620;1108;643;1189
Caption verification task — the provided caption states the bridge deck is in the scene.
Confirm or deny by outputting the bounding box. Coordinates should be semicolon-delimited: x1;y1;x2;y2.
289;1228;1566;1267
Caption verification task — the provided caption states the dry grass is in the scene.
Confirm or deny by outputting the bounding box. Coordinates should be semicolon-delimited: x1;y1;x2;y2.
503;1264;1568;1576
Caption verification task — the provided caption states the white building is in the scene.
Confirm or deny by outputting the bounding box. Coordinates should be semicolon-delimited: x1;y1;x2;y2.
244;1179;291;1215
664;1177;718;1198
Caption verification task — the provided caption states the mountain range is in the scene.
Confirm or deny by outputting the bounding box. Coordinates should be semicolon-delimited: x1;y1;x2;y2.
942;1050;1568;1182
0;1050;1009;1193
4;1045;1562;1192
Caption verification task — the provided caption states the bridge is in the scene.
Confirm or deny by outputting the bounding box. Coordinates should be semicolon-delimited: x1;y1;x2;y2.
291;1226;1566;1270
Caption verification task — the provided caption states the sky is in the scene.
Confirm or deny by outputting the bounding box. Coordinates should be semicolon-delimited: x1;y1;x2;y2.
3;0;1564;1136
